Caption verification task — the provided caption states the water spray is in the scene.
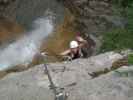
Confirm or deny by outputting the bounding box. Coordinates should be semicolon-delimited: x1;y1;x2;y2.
0;17;53;71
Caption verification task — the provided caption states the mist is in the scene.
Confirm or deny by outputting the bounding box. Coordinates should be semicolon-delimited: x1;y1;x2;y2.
0;17;53;70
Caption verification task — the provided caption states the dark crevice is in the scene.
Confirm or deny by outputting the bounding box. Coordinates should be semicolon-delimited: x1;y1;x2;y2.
88;57;128;78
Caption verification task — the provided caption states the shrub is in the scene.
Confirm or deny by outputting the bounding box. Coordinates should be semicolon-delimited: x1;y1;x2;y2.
100;3;133;53
128;54;133;65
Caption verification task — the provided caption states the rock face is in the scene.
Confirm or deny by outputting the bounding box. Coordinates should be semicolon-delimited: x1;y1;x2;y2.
14;0;65;27
0;0;17;18
0;0;65;28
0;0;126;55
0;0;126;32
1;52;133;100
61;0;126;36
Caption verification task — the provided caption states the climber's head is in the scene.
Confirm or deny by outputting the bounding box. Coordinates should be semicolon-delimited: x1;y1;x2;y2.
70;40;79;53
70;41;78;49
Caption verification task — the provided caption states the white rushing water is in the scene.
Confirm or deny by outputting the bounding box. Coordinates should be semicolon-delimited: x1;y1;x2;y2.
0;17;53;71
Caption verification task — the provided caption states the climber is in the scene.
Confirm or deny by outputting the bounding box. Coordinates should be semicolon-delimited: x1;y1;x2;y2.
60;35;88;60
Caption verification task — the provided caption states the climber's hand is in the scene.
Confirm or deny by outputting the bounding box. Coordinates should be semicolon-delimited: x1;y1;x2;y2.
62;56;72;61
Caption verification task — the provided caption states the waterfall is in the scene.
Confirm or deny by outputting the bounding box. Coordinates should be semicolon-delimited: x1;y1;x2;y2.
0;17;53;71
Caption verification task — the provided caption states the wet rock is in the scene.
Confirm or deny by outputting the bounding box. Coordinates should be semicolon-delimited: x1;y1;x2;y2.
0;0;65;27
0;17;24;49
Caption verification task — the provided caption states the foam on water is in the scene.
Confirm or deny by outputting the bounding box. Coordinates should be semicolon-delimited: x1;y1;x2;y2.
0;17;53;71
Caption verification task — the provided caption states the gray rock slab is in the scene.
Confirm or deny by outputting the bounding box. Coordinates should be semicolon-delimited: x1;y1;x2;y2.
0;52;132;100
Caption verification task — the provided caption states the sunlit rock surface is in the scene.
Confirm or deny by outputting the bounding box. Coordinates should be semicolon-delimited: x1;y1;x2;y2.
0;52;133;100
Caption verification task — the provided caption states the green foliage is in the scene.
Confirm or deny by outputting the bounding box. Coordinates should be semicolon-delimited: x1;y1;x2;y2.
128;54;133;65
126;4;133;29
100;2;133;53
100;28;133;52
112;0;133;8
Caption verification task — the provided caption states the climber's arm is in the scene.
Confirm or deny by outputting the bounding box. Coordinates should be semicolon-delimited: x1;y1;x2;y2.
60;49;71;56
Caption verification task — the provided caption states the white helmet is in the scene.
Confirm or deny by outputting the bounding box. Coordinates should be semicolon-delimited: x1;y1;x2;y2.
70;41;79;49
